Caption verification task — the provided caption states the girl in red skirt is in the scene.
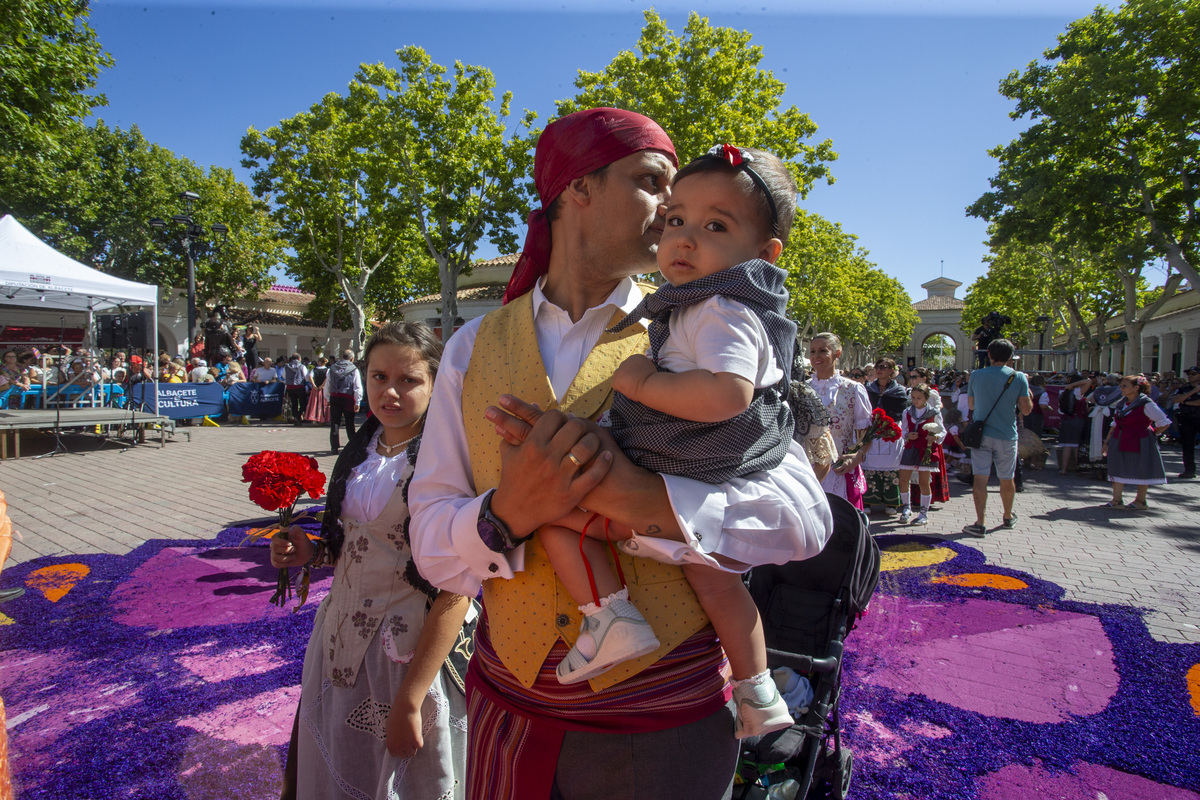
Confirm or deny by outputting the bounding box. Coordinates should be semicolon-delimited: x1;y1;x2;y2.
898;383;946;526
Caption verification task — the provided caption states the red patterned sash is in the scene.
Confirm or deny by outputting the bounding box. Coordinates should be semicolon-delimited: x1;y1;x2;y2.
465;612;731;800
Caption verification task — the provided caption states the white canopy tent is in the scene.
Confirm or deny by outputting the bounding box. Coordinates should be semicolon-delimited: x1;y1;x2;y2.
0;214;160;412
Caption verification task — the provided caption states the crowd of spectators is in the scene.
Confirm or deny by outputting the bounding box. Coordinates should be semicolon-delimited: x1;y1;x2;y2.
831;353;1200;484
0;336;340;421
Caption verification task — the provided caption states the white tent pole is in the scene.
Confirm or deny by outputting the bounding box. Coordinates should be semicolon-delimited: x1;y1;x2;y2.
85;302;95;407
152;302;160;416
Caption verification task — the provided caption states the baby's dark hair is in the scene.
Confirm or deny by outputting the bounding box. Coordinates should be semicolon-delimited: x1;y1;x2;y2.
673;146;798;245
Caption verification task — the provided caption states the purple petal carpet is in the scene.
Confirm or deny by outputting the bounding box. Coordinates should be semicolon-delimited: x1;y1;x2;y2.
2;523;1198;799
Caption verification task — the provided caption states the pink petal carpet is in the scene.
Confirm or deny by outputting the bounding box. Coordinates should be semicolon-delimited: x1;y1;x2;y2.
2;521;1197;799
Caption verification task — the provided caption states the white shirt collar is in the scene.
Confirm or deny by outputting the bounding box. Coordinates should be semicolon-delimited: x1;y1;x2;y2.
530;275;644;322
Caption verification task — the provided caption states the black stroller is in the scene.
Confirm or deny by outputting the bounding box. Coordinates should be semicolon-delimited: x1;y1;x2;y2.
736;494;881;799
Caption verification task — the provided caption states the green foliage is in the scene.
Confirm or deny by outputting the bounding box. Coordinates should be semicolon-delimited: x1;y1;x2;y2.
922;336;956;370
557;10;836;197
969;0;1200;289
242;46;531;344
783;210;918;354
962;246;1058;348
963;236;1132;359
0;0;112;153
0;121;283;304
241;86;436;351
557;11;912;350
357;46;536;337
852;267;921;355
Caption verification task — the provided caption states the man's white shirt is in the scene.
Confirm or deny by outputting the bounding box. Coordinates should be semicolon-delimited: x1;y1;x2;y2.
410;276;833;598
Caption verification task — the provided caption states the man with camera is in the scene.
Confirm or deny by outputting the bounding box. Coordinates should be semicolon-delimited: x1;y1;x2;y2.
972;311;1011;369
203;307;236;368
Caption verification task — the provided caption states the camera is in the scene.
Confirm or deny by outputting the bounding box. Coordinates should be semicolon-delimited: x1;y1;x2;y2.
980;311;1011;332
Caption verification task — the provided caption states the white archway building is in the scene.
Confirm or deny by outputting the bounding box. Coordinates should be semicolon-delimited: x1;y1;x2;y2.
902;277;972;370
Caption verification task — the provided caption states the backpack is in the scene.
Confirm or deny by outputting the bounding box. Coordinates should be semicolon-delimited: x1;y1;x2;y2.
328;360;357;395
1058;387;1076;416
284;361;303;384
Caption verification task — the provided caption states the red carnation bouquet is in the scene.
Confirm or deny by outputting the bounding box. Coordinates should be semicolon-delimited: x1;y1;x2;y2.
836;408;903;470
241;451;327;608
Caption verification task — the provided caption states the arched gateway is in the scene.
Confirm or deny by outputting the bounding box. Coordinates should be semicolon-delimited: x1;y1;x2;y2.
901;277;971;370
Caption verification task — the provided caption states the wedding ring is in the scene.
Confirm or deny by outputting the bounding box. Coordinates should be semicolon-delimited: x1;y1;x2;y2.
566;451;584;468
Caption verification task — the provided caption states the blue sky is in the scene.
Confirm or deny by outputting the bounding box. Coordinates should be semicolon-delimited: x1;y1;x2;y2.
89;0;1108;308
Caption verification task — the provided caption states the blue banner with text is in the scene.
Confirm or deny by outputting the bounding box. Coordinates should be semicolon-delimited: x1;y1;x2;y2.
130;382;227;420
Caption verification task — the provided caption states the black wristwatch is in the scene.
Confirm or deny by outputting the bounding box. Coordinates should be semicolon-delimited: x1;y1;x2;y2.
477;490;531;553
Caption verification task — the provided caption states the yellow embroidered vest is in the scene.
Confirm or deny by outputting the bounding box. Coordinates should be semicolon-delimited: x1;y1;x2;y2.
462;292;710;690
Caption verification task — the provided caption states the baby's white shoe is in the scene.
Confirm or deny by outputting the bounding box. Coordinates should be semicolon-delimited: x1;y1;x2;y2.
556;591;659;685
733;671;794;739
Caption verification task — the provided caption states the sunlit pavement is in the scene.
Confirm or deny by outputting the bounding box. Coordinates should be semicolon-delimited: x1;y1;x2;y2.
3;423;1197;647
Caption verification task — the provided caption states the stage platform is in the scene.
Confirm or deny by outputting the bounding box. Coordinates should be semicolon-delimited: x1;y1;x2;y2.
0;408;174;459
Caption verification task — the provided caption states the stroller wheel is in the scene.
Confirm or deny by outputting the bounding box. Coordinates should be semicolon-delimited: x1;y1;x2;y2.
832;749;853;800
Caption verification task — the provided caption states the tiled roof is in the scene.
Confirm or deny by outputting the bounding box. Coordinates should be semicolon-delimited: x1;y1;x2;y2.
226;308;328;329
913;296;964;311
475;253;519;267
408;284;507;305
260;284;314;307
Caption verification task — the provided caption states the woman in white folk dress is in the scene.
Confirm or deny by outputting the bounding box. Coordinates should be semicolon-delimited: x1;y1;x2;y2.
271;322;470;800
807;332;872;509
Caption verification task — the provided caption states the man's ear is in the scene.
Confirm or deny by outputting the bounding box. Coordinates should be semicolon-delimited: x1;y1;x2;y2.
759;238;784;264
562;175;593;207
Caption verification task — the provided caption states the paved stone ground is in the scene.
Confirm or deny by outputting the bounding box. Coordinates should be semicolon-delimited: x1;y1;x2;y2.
2;422;1198;644
1;421;342;566
869;449;1200;645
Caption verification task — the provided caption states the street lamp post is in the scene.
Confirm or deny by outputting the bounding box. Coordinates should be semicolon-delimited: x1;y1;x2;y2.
1036;315;1052;372
150;192;228;357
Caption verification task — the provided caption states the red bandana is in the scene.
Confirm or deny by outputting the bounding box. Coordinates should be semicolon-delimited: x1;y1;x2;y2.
503;108;677;304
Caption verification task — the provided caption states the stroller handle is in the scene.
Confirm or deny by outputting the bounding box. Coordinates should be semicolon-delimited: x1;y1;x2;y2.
766;647;839;674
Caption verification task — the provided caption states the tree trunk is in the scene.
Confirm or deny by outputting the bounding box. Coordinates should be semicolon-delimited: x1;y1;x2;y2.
343;283;367;358
1124;319;1143;373
1159;243;1198;290
1117;265;1182;374
1093;316;1108;372
439;258;458;343
321;306;336;358
795;313;814;346
1141;191;1200;289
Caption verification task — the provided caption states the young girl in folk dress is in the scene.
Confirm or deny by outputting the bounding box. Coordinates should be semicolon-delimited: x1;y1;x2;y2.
270;322;469;800
1101;375;1171;511
304;356;331;424
897;383;946;526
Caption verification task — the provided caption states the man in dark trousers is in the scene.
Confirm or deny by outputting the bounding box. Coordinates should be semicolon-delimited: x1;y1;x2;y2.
1171;366;1200;478
324;349;361;453
203;308;235;368
282;353;309;425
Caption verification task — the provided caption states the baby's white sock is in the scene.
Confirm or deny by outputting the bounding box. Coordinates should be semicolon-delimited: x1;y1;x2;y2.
575;588;632;660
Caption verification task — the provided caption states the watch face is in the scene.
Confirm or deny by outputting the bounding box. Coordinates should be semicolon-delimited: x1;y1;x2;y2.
478;516;505;552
